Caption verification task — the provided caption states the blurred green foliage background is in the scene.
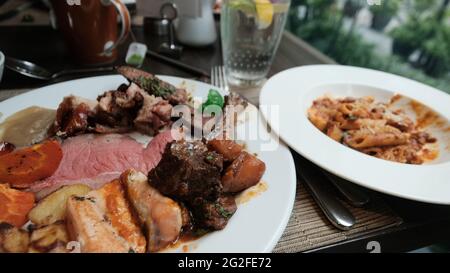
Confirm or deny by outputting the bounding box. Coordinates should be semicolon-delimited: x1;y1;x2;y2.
286;0;450;93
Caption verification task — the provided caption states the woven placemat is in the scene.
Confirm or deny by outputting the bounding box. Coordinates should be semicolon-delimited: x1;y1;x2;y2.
273;180;403;253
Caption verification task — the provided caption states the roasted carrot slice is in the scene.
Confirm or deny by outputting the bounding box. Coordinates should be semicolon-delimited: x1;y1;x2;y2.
0;140;63;188
0;184;35;227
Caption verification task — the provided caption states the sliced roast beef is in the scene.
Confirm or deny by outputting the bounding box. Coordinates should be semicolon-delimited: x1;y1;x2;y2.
31;130;179;199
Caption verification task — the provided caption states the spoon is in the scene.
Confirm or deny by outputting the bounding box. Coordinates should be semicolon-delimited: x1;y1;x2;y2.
5;57;115;80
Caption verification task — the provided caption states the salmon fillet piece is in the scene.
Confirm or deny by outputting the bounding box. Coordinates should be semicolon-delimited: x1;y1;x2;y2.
120;170;183;252
66;180;146;253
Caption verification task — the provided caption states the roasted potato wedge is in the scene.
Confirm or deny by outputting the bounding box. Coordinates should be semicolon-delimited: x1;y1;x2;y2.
207;139;243;162
222;152;266;193
29;221;69;253
28;184;91;226
0;223;30;253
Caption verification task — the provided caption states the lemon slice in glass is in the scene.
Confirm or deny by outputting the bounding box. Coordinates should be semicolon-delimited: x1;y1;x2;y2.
254;0;274;29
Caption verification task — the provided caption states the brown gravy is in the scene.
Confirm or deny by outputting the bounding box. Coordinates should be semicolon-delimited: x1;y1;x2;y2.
0;106;56;147
236;181;268;205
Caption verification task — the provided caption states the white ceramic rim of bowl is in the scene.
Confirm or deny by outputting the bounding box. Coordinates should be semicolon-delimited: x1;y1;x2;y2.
260;64;450;205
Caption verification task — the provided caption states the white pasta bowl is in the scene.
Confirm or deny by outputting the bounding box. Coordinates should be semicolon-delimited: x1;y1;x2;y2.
260;65;450;204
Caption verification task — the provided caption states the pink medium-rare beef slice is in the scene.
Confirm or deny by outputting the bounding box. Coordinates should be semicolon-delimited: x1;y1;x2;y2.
31;130;177;199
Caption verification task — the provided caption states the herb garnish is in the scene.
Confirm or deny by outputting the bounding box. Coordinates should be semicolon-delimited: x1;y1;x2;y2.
215;203;233;219
202;89;225;112
136;76;176;98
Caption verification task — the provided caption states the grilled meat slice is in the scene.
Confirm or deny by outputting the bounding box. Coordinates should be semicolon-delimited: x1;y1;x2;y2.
96;90;137;129
66;180;146;253
117;66;188;105
205;92;249;141
167;89;188;105
134;94;173;136
148;140;223;202
190;195;237;230
97;83;174;135
121;170;184;252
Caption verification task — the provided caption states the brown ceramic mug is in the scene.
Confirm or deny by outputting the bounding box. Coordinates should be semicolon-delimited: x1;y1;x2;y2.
50;0;131;65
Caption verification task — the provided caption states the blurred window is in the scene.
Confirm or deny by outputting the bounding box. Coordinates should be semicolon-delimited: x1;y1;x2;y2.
286;0;450;93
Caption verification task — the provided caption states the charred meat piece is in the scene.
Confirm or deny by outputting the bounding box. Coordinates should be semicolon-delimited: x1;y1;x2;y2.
224;92;248;112
190;195;237;230
134;94;173;136
168;89;188;105
96;83;144;130
50;96;98;137
96;92;135;129
222;152;266;193
205;92;249;141
121;170;184;252
97;83;173;136
0;142;15;156
117;66;188;105
148;140;223;202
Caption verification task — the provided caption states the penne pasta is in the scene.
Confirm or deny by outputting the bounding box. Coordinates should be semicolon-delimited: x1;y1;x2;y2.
308;96;437;164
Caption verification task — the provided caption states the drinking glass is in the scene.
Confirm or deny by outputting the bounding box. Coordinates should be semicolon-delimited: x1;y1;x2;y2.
221;0;291;86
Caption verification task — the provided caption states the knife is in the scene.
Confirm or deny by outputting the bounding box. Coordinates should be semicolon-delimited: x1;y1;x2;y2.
322;171;370;207
295;154;356;230
146;50;210;78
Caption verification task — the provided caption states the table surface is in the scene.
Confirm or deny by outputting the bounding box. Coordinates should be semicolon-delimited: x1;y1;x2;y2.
1;24;450;253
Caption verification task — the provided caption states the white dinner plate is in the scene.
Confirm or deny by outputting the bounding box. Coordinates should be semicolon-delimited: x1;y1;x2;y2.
260;65;450;205
0;75;296;252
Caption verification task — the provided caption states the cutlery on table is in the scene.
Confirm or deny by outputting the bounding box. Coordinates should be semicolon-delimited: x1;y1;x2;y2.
210;66;229;92
146;50;210;78
294;154;356;230
5;57;114;80
322;171;371;207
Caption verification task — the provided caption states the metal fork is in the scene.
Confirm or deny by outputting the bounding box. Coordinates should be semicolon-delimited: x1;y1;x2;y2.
211;66;229;92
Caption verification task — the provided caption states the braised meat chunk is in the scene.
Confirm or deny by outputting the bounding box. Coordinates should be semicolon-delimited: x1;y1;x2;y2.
148;141;223;202
190;195;237;230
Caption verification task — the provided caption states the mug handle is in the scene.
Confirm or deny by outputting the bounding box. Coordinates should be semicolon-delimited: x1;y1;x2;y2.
101;0;131;55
